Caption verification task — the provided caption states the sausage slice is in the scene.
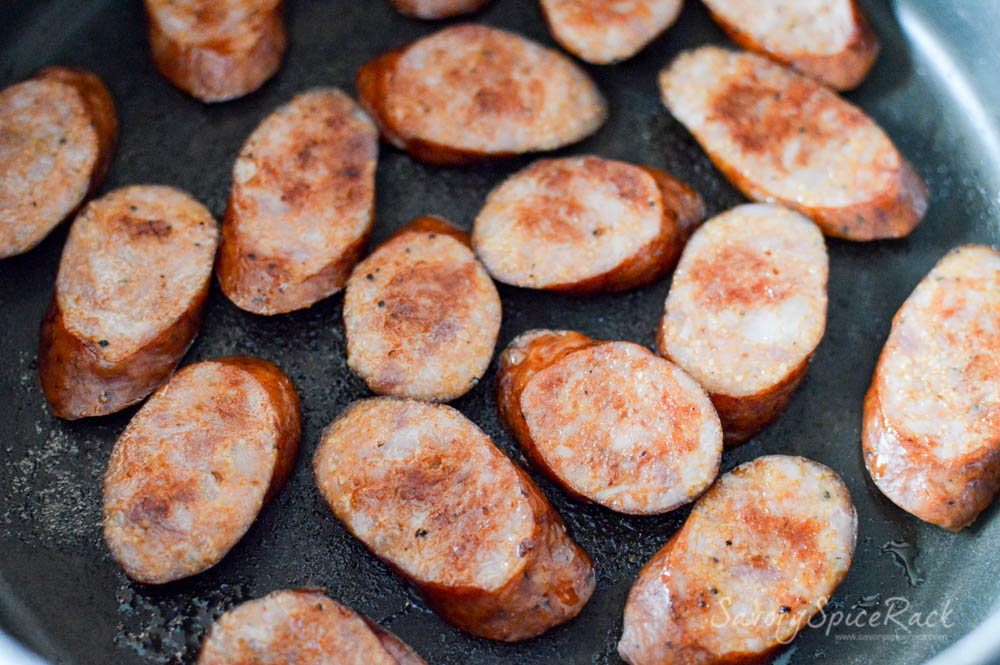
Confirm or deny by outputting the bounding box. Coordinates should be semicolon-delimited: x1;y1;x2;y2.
540;0;683;64
657;204;828;444
314;397;595;641
659;46;928;241
39;185;219;419
472;156;704;294
145;0;287;103
497;330;721;514
197;590;424;665
103;357;300;584
863;245;1000;531
618;455;857;665
344;217;501;402
0;67;117;258
217;88;378;314
702;0;879;90
389;0;490;19
357;24;607;164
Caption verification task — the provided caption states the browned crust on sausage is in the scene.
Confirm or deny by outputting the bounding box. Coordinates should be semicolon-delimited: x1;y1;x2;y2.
38;284;209;420
547;167;705;294
862;380;1000;532
145;1;287;103
709;0;880;90
386;215;471;248
389;0;491;19
356;49;507;165
417;462;595;641
32;66;118;198
496;330;601;494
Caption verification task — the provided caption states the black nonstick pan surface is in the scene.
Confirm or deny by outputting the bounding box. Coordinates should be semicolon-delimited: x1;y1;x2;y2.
2;1;1000;664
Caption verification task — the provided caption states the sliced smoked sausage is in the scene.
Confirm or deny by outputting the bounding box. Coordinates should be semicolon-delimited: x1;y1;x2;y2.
217;88;378;314
197;590;425;665
657;204;828;444
103;357;300;584
497;329;721;514
344;217;501;402
702;0;879;90
619;455;857;665
145;0;287;103
313;397;595;641
389;0;490;19
39;185;218;419
863;245;1000;531
472;156;704;294
357;24;607;164
0;66;117;258
660;46;927;241
540;0;683;64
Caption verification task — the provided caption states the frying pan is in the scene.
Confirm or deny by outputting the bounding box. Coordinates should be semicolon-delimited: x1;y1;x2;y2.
2;0;1000;663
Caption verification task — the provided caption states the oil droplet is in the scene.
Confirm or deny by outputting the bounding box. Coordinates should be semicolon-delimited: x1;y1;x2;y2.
880;540;925;586
853;593;880;610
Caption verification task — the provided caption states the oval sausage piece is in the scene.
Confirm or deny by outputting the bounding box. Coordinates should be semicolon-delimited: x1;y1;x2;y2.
702;0;879;90
314;397;595;641
497;330;722;514
659;46;928;241
0;67;117;259
618;455;857;665
217;88;378;315
344;217;501;402
540;0;683;64
657;204;828;445
103;357;300;584
197;590;425;665
39;185;219;419
863;245;1000;531
389;0;490;19
145;0;287;103
472;156;704;294
356;24;607;164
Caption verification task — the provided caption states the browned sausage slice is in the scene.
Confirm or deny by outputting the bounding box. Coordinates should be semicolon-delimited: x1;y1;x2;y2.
618;455;857;665
313;397;595;641
39;185;219;419
540;0;683;64
103;357;300;584
389;0;491;19
344;217;501;402
197;590;424;665
657;204;828;444
145;0;287;103
217;88;377;314
357;24;607;164
659;46;928;241
0;67;117;258
472;156;704;294
497;330;722;514
863;245;1000;531
702;0;880;90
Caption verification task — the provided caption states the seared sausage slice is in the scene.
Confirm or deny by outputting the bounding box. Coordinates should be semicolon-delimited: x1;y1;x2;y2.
217;88;378;314
39;185;218;419
540;0;683;64
197;590;424;665
702;0;879;90
618;455;857;665
863;245;1000;531
357;24;607;164
103;357;300;584
0;67;117;258
472;156;704;294
657;204;828;444
660;46;928;241
145;0;286;103
389;0;490;19
314;397;595;641
344;217;501;402
497;330;721;514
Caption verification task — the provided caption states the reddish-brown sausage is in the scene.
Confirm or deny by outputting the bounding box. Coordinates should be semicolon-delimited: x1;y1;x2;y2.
389;0;491;19
540;0;683;64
